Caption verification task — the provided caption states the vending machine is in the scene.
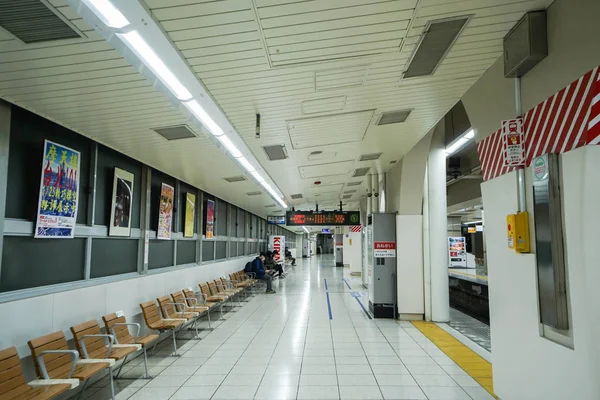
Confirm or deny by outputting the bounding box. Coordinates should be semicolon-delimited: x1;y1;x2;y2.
334;234;344;266
367;213;397;318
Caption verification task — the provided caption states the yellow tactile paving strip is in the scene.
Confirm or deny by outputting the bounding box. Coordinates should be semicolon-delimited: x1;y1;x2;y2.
412;321;497;398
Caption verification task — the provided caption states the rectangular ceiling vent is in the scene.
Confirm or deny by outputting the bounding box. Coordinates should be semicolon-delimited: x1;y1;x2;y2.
153;124;197;140
346;181;362;186
224;175;247;183
265;204;277;208
352;168;370;177
290;193;303;199
359;153;382;162
246;191;262;196
377;109;412;125
403;16;470;79
342;195;352;199
0;0;82;44
344;190;357;194
263;144;288;161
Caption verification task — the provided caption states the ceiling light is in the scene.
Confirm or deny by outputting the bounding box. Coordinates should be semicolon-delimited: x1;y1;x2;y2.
237;156;255;172
119;31;192;101
250;170;265;183
216;135;242;158
84;0;129;28
464;129;475;139
303;226;310;233
183;100;223;136
445;129;475;157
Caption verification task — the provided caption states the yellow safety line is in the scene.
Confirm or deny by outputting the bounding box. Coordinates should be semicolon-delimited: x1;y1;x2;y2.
449;270;489;282
412;321;497;398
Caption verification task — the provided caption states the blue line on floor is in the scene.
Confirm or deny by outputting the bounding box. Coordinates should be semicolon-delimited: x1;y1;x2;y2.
355;297;372;319
326;292;333;320
342;278;352;290
324;278;328;291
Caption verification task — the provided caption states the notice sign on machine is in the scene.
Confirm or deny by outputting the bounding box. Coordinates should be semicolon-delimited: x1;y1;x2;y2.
501;118;525;167
373;241;396;258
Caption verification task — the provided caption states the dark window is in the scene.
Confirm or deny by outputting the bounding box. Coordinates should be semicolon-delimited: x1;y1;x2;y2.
216;241;226;260
215;199;228;236
177;240;196;265
148;240;174;270
229;206;238;236
202;240;215;261
237;210;246;237
91;238;138;278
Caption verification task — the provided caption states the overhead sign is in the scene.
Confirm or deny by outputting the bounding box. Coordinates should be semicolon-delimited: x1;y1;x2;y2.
286;211;360;226
373;241;396;258
322;228;331;234
502;118;525;167
267;215;286;225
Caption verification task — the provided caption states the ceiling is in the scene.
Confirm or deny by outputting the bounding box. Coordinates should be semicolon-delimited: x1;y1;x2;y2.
0;0;554;218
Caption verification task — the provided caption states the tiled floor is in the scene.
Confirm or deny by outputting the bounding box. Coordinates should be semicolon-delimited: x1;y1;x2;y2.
83;255;494;400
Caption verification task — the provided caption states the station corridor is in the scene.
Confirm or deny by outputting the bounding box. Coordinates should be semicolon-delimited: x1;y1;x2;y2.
82;257;493;400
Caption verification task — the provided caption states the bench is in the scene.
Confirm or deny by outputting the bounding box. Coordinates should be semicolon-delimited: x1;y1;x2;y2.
140;301;186;356
199;283;226;320
172;290;212;331
157;295;200;339
102;312;158;379
183;287;219;326
28;331;112;400
0;346;78;400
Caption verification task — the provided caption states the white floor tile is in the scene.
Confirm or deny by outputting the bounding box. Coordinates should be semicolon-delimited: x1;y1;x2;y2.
299;374;338;386
212;385;258;399
336;365;374;375
170;386;219;400
462;386;496;400
379;385;427;400
254;384;299;400
184;374;227;386
374;374;418;386
339;385;383;399
222;373;263;386
421;386;471;400
297;385;340;399
337;374;377;386
301;364;337;374
128;387;178;400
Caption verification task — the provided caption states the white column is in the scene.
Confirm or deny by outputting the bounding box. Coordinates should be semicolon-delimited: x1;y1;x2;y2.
427;125;449;322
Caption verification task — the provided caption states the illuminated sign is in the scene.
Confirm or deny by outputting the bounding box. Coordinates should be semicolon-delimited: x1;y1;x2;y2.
286;211;360;226
267;215;286;225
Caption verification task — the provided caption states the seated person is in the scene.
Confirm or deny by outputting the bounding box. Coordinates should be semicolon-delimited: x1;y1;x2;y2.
285;247;296;266
263;251;276;275
252;252;275;294
271;250;286;278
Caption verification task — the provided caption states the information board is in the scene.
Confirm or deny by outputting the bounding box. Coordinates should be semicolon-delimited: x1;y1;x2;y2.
267;215;286;225
286;211;360;226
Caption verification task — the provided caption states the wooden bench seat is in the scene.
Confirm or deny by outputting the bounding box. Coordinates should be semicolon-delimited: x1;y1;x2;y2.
0;347;77;400
200;283;227;303
70;320;139;362
140;300;186;356
171;290;210;314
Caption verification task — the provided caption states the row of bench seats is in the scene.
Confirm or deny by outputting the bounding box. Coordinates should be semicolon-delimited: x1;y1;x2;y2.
0;270;257;400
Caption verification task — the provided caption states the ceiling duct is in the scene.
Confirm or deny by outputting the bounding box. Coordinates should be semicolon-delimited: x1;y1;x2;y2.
346;181;362;187
224;175;247;183
359;153;382;162
153;125;197;140
290;193;303;199
377;110;412;125
352;168;370;177
403;16;470;79
262;144;288;161
0;0;82;43
246;191;262;196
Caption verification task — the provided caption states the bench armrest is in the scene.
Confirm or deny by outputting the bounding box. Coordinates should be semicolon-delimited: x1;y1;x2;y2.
162;302;187;317
110;323;141;343
79;334;115;359
183;297;199;306
37;350;79;379
29;378;79;389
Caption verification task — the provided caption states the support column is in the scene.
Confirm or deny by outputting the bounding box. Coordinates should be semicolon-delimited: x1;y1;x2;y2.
0;101;10;282
428;124;449;322
138;166;151;274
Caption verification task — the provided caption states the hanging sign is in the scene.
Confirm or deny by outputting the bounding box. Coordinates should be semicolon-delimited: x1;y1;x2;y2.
35;140;81;238
373;241;396;258
502;118;526;167
157;183;174;240
448;237;467;268
267;215;285;225
206;199;215;239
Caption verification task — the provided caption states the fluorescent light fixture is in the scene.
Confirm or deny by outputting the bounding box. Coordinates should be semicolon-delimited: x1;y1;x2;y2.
250;170;265;183
303;226;310;233
445;128;475;157
216;135;242;158
464;129;475;140
119;31;192;101
237;156;255;172
183;100;224;136
85;0;129;28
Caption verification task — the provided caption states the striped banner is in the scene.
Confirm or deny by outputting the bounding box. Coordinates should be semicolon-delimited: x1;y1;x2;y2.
349;225;362;233
478;66;600;181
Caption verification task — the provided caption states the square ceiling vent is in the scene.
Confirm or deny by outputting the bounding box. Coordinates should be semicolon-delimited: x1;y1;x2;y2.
263;144;288;161
346;181;363;186
352;167;370;177
377;109;412;125
153;125;197;140
290;193;303;199
246;191;262;196
224;175;247;183
0;0;82;43
344;190;357;194
341;194;352;199
359;153;382;161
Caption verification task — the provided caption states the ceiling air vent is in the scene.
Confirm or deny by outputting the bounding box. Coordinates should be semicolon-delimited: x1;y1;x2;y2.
344;190;357;194
346;181;362;186
352;168;370;177
265;204;277;208
0;0;82;43
246;191;262;196
377;110;412;125
263;144;288;161
224;175;247;183
403;16;470;79
153;125;197;140
290;194;303;199
359;153;382;162
342;195;352;200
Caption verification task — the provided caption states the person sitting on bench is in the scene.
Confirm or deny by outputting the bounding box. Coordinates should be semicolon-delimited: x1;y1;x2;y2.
285;247;296;266
252;252;276;294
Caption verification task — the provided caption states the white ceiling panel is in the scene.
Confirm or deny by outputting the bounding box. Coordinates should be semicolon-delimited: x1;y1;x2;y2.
299;161;356;179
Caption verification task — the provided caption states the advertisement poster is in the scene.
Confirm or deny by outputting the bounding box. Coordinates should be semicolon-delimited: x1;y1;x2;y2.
157;183;174;240
269;235;285;262
206;199;215;239
109;168;134;237
34;140;81;238
448;237;467;268
184;192;195;238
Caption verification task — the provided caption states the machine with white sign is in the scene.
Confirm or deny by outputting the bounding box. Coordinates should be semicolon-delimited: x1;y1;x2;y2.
268;235;285;263
367;213;397;318
335;234;344;266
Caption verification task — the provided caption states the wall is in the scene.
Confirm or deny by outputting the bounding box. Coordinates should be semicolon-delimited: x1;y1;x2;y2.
446;179;483;208
396;215;424;317
482;147;600;399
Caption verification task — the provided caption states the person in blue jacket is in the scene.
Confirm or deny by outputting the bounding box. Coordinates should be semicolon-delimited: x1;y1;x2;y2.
252;252;275;294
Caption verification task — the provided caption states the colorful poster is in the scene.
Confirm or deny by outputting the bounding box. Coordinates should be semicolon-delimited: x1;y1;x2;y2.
109;168;134;237
35;140;81;238
206;199;215;239
157;183;174;240
184;192;195;238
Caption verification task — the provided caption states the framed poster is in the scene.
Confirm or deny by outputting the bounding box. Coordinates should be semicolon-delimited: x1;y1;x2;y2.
206;199;215;239
34;140;81;238
184;192;195;238
109;168;134;237
157;183;174;240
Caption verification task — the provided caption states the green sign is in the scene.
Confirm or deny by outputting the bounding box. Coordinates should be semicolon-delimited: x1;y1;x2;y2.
533;154;549;182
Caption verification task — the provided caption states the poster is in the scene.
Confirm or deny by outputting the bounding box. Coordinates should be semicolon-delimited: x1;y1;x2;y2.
184;192;195;238
109;168;134;237
157;183;174;240
34;140;81;238
502;118;525;167
269;235;285;262
448;237;467;268
206;199;215;239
